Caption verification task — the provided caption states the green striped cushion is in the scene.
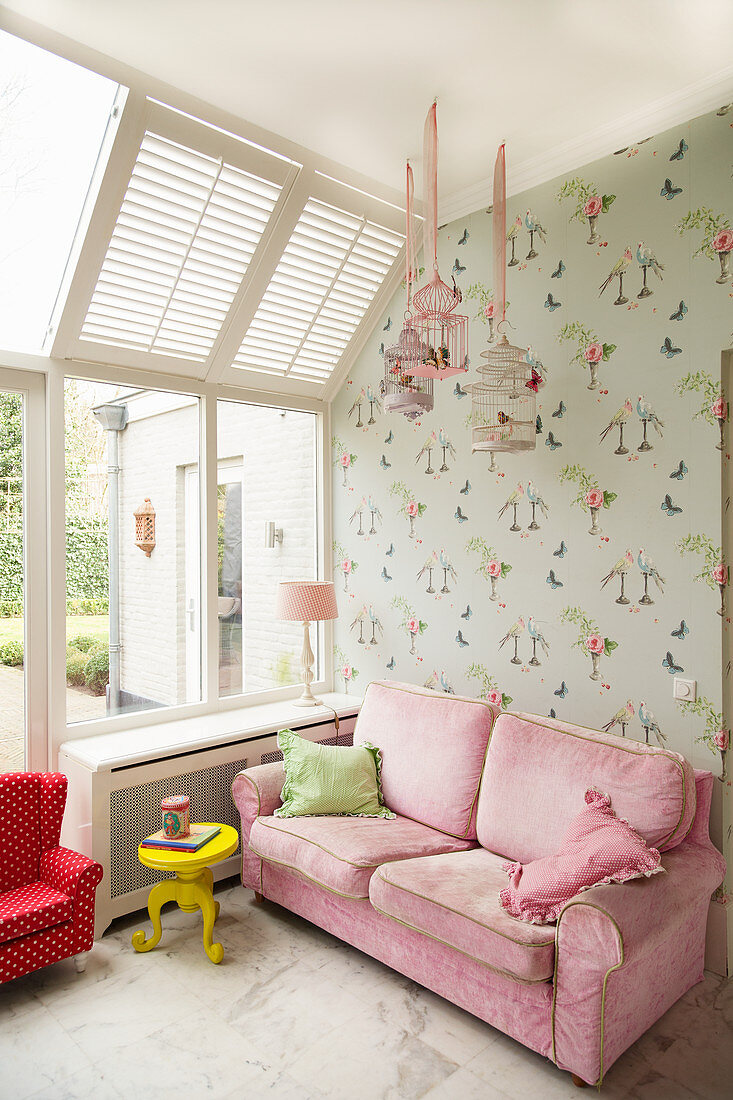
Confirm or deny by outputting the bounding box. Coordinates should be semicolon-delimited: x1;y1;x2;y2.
274;728;394;818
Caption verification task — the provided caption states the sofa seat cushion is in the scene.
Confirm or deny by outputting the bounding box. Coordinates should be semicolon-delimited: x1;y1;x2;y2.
249;814;475;899
0;881;73;945
369;848;555;984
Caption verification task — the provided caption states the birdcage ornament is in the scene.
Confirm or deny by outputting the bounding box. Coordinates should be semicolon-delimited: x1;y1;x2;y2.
469;332;537;470
408;269;469;380
134;498;156;556
382;317;434;418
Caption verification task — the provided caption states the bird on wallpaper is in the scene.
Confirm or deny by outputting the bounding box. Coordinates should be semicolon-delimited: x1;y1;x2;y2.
506;215;522;242
349;605;368;639
384;429;394;445
602;700;635;736
498;483;524;520
438;426;457;467
600;549;634;591
639;702;666;745
525;210;547;243
455;630;469;648
416;551;440;591
347;388;366;420
637;395;664;436
381;566;392;582
438;549;458;589
367;605;384;641
455;506;468;523
599;399;633;444
526;481;549;519
638;548;665;593
499;618;525;662
367;496;382;524
348;497;367;530
598;248;632;297
524;346;546;376
458;228;469;246
636;242;664;281
380;454;392;469
527;617;550;658
415;430;438;468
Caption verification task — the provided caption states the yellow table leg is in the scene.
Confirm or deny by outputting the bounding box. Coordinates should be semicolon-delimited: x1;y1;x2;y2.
192;879;224;964
132;879;177;953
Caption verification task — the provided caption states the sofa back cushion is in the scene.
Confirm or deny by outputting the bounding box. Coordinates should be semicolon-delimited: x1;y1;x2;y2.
476;712;696;862
354;681;498;838
0;772;42;892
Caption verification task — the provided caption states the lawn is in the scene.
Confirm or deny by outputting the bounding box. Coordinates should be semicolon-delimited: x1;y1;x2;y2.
0;615;109;645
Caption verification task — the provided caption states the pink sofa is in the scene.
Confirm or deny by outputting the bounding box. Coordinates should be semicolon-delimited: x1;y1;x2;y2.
231;680;725;1088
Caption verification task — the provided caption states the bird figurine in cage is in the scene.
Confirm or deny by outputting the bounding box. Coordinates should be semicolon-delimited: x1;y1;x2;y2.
381;319;434;419
469;330;542;470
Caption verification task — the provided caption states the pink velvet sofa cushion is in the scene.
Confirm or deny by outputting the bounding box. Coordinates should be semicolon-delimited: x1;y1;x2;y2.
354;680;498;838
370;848;556;984
248;813;474;899
477;712;696;864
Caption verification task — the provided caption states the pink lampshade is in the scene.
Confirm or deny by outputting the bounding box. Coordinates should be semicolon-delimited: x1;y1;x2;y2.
275;581;338;623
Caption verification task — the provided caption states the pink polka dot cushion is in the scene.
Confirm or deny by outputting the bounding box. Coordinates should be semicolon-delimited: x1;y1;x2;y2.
499;788;664;925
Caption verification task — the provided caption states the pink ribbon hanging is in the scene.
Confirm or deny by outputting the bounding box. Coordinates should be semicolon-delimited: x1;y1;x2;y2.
423;101;438;269
493;143;507;323
405;161;416;310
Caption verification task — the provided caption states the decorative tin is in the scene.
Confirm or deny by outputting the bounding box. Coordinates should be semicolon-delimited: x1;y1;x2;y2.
161;794;190;838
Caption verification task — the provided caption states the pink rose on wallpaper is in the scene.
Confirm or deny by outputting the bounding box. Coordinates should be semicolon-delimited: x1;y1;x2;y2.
712;563;728;586
407;617;419;635
714;729;729;751
485;689;503;707
712;396;728;421
340;559;352;575
341;664;352;680
585;488;604;509
584;195;603;218
487;559;502;577
483;301;495;319
583;342;603;364
712;229;733;253
586;634;605;654
406;501;419;517
339;452;351;468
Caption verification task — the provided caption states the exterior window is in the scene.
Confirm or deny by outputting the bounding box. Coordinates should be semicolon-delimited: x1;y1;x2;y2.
64;380;201;723
216;401;318;696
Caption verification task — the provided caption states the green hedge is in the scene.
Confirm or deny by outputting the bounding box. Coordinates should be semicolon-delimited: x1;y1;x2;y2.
0;517;109;606
0;636;109;696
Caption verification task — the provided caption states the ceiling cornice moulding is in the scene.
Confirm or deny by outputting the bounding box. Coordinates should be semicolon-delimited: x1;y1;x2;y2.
439;64;733;226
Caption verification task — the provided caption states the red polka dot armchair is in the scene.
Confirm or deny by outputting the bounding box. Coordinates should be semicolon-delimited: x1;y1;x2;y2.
0;772;103;984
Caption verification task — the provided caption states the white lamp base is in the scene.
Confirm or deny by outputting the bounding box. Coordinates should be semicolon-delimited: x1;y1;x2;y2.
292;621;320;707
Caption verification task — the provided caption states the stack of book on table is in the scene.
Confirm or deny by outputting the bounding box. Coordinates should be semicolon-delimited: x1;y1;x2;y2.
140;824;221;853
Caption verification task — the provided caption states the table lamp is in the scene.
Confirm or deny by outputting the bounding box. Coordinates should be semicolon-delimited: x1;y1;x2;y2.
275;581;339;706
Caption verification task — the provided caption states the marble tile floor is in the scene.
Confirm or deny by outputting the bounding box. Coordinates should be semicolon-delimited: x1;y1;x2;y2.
0;878;731;1100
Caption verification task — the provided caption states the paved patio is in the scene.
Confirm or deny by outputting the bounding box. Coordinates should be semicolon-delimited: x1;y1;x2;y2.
0;665;106;771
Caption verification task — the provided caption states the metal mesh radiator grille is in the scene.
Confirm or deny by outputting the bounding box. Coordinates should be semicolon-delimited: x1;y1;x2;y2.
109;757;246;898
260;730;354;766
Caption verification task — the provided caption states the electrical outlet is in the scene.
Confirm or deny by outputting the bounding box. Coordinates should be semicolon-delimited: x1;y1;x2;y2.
673;677;697;702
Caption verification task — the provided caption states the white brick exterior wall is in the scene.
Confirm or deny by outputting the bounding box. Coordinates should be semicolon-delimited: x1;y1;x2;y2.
117;397;317;706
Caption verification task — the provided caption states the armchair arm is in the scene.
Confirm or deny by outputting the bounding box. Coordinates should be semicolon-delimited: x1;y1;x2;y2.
231;763;286;892
552;838;725;1086
40;846;103;950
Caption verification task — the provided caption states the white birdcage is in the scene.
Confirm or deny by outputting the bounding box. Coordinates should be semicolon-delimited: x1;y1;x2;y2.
469;333;537;466
382;319;434;418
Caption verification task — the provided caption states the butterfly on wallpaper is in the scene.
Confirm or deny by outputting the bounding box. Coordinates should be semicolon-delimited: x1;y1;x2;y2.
553;540;568;558
671;620;690;640
669;300;688;321
452;257;466;276
386;656;396;670
454;506;468;523
384;429;394;444
552;400;566;418
661;494;683;516
545;432;562;451
461;605;472;620
380;454;391;469
458;228;469;245
525;368;543;393
379;342;385;356
669;459;688;480
669;138;688;161
551;259;566;279
549;708;557;719
554;681;569;698
459;479;471;495
383;316;392;331
536;414;543;435
455;630;469;648
662;651;683;674
385;543;395;557
544;293;561;312
454;381;468;399
381;566;392;582
660;177;683;200
660;337;682;358
546;569;563;589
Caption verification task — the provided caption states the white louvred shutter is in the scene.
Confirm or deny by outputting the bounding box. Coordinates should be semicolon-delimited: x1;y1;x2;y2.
79;132;284;362
233;198;403;382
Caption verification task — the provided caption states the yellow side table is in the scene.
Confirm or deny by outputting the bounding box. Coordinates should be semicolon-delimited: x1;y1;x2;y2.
132;822;238;964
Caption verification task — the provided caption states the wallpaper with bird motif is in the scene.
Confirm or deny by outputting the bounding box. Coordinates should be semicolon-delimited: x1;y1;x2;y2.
331;105;732;902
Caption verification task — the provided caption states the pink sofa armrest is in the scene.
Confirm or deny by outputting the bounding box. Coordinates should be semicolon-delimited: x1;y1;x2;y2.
231;763;285;892
552;832;725;1086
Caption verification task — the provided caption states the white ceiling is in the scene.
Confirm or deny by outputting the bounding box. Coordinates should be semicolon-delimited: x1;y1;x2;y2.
2;0;733;210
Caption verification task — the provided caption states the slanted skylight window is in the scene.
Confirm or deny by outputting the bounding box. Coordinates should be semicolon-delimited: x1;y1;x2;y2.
79;131;284;362
233;198;403;383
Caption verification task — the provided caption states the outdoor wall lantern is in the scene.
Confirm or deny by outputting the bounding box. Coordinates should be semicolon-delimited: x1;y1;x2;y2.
134;498;156;557
264;521;283;549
